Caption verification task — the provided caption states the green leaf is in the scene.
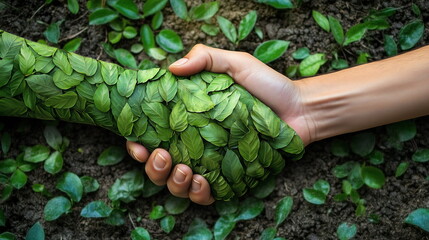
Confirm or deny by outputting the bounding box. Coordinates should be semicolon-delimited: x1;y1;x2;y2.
343;23;367;46
149;205;166;220
25;222;45;240
238;128;260;162
210;90;241;121
250;176;275;199
27;41;56;57
44;196;71;221
330;139;349;157
131;227;151;240
221;150;244;183
368;150;384;165
89;8;119;25
260;227;277;240
68;52;98;76
81;201;113;218
151;12;163;30
141;179;164;198
206;74;233;93
299;53;327;76
117;69;137;97
199;123;228;147
143;0;167;17
11;169;27;189
189;1;219;21
53;50;73;75
312;10;330;32
123;26;138;39
43;21;62;44
217;16;237;43
292;47;310;60
178;80;214;112
108;0;139;20
399;20;424;50
314;179;330;195
0;159;16;174
0;98;26;116
361;166;385;189
303;188;326;205
53;70;84;90
356;53;369;65
0;133;10;155
331;59;349;70
23;87;36;110
63;38;82;52
159;71;178;102
117;103;134;136
160;215;175;233
147;47;167;61
251;100;280;138
141;102;170;128
350;132;375;157
97;146;126;166
169;101;188;132
337;222;357;240
0;32;23;59
156;29;184;53
67;0;79;14
44;151;63;174
19;43;35;75
80;176;100;193
215;198;239;215
238;10;257;41
181;126;204;159
201;24;220;36
386;120;416;142
101;61;119;85
170;0;188;20
404;208;429;232
114;48;137;69
108;170;144;203
24;145;50;163
0;232;16;240
256;0;294;9
94;83;110;112
384;34;397;57
26;74;62;97
56;172;83;202
165;195;190;214
45;91;78;109
254;40;289;63
131;43;144;54
140;24;156;51
0;59;13;88
274;196;293;227
234;197;264;221
328;16;344;45
104;209;125;226
213;214;236;240
412;149;429;163
395;162;409;177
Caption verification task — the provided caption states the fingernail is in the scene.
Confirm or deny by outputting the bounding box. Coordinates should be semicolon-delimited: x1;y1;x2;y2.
154;153;166;170
171;58;188;66
130;150;143;162
191;179;201;192
174;168;186;183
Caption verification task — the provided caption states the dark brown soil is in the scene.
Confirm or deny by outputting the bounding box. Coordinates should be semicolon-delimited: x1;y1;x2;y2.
1;0;429;239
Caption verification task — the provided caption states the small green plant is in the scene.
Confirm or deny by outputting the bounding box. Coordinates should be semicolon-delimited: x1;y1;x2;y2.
302;179;330;205
404;208;429;232
337;222;357;240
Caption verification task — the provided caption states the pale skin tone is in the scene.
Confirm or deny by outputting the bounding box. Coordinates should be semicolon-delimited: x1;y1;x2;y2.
127;44;429;205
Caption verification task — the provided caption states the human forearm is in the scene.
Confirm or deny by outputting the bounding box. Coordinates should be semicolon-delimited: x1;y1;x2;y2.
297;45;429;143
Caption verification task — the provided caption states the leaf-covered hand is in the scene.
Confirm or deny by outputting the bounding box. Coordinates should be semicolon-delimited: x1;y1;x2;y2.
127;44;310;205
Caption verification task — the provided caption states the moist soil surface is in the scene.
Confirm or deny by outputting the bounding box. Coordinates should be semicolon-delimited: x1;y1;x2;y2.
1;0;429;239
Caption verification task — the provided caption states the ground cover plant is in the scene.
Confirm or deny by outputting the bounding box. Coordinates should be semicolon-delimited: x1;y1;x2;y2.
0;0;429;239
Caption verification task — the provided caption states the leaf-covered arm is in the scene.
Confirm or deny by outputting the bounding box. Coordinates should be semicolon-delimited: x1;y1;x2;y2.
0;30;304;200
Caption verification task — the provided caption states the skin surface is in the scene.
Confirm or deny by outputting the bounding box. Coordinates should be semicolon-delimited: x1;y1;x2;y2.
127;44;429;205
